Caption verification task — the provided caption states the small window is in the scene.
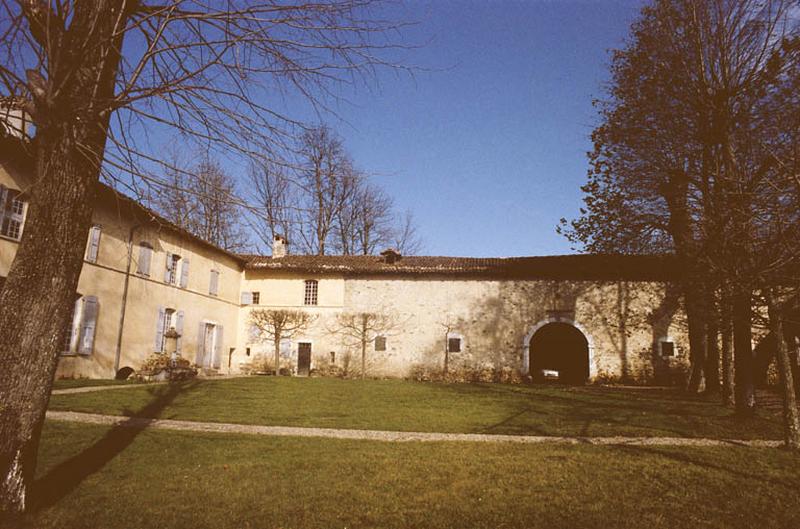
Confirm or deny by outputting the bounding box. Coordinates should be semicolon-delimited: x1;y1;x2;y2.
374;336;387;352
447;337;461;353
660;340;675;357
164;253;181;285
0;185;27;241
251;291;260;305
137;242;153;276
304;280;318;306
209;269;220;296
85;225;102;263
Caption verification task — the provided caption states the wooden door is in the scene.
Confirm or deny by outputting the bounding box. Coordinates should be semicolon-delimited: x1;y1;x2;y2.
297;342;312;376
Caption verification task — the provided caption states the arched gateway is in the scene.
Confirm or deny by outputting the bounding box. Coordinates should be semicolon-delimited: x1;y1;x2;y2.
522;318;594;384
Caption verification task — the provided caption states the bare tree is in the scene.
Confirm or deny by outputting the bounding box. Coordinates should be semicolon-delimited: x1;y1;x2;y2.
392;209;423;255
0;0;410;512
151;155;249;252
337;180;395;255
331;311;397;379
248;160;297;254
250;310;315;377
295;125;358;255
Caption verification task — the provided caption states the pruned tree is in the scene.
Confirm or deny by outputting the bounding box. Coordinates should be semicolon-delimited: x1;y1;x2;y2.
0;0;410;512
331;311;397;379
249;309;315;377
247;160;297;254
337;180;395;255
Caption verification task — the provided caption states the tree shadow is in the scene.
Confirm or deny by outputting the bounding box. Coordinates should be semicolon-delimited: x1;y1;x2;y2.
31;381;194;512
613;444;800;490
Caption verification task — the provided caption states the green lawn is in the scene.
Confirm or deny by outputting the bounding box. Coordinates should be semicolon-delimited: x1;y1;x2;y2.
52;379;144;390
48;377;781;439
19;420;800;529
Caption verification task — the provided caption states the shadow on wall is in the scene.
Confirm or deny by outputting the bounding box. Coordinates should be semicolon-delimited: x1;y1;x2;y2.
412;279;685;385
31;381;195;511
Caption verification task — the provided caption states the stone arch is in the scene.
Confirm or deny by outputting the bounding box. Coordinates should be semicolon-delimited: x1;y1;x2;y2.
521;317;595;382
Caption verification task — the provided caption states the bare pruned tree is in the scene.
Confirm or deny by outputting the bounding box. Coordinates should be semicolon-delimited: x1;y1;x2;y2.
247;160;297;254
249;309;315;377
331;311;398;379
0;0;411;512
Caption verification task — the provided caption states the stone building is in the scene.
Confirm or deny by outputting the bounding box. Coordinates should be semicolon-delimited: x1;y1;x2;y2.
1;132;691;384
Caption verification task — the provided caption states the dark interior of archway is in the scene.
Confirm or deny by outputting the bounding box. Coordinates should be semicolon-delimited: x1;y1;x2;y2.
529;322;589;385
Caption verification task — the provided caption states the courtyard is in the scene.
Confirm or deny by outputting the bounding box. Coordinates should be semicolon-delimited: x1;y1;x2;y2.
15;378;800;528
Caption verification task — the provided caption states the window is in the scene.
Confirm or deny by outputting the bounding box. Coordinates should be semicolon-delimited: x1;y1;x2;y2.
330;351;336;364
155;307;184;353
164;252;181;285
136;242;153;276
0;185;27;241
85;225;102;263
251;291;260;305
374;336;387;352
659;340;675;357
63;295;99;355
447;337;462;353
209;269;220;296
304;280;318;306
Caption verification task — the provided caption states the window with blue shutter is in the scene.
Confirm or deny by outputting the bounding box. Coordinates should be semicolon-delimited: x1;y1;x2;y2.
79;296;99;355
86;225;102;263
155;306;167;352
179;258;190;288
137;242;153;276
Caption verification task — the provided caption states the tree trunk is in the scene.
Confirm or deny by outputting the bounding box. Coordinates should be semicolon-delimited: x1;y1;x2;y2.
720;290;735;407
733;288;756;416
361;337;367;380
685;282;707;393
0;3;129;513
765;289;800;449
274;334;281;376
704;288;721;395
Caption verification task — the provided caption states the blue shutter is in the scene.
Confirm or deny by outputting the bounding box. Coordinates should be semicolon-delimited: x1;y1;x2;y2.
137;244;152;276
67;297;83;353
175;310;185;354
164;252;173;283
179;258;190;288
86;226;101;263
155;306;166;352
79;296;99;355
196;322;206;366
241;291;252;305
209;270;219;296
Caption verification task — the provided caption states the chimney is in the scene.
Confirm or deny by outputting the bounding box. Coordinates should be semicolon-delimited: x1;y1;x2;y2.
380;248;401;264
0;98;31;140
272;234;288;258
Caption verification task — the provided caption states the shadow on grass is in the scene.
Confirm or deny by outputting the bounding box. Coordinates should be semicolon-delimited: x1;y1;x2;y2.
615;444;800;490
31;381;195;512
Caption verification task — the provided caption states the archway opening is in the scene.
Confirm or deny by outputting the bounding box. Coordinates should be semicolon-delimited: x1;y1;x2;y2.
529;322;589;385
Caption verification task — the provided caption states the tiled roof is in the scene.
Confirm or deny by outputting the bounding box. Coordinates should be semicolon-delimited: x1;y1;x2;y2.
242;253;679;281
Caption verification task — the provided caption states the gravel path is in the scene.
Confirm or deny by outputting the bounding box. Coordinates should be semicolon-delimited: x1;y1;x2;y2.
51;383;167;395
45;410;783;447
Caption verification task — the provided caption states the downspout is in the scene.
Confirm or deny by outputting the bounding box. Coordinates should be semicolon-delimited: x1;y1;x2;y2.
114;223;140;374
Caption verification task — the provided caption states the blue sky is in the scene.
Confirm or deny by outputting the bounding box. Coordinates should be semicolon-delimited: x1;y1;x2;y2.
315;0;646;257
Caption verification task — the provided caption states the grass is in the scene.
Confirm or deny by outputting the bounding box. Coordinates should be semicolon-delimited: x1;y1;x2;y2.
19;420;800;529
52;379;144;390
48;377;781;439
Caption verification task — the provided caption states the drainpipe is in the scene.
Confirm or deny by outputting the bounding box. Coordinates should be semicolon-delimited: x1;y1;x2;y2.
114;223;140;374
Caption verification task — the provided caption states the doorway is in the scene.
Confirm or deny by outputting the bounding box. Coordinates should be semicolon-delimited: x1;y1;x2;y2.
528;322;589;384
297;342;312;376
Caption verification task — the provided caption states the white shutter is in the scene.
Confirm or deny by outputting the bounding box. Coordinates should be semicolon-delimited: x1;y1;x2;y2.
0;185;7;213
164;252;173;283
240;291;252;305
196;322;206;366
209;270;219;296
154;306;166;352
175;310;185;354
67;297;83;353
213;325;224;369
79;296;99;355
86;226;101;263
179;258;190;288
137;244;152;276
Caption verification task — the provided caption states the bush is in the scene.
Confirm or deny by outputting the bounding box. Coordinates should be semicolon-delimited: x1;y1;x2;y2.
135;352;197;381
408;364;523;385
